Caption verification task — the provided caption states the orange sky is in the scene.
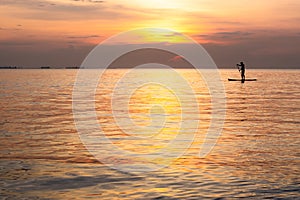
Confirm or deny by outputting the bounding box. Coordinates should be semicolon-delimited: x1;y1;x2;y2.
0;0;300;68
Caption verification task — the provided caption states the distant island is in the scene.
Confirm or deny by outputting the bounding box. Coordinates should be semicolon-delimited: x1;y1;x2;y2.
0;66;18;69
0;66;80;69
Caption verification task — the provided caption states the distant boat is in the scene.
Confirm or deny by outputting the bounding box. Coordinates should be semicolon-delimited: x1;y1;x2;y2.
0;66;17;69
41;66;50;69
228;78;257;81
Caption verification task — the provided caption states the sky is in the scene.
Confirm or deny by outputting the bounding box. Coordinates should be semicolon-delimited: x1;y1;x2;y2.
0;0;300;68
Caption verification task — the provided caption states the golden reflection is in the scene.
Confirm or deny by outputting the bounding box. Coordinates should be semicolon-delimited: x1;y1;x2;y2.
1;69;299;199
114;81;183;154
129;83;181;127
95;69;213;169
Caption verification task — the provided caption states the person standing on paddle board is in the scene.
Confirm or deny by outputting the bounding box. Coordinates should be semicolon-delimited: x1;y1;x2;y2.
237;61;245;81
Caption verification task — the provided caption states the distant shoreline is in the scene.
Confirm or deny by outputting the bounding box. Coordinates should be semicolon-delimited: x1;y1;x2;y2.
0;67;299;70
0;66;80;69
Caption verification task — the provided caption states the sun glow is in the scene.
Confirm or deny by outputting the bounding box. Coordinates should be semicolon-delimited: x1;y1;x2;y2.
132;0;183;9
136;28;190;44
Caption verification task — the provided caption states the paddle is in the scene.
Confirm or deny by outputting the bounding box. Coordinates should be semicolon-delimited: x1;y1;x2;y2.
236;64;241;74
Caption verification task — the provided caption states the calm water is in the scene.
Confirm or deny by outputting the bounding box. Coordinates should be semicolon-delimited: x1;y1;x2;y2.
0;69;299;199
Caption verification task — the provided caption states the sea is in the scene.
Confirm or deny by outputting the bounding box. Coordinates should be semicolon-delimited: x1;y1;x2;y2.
0;69;299;199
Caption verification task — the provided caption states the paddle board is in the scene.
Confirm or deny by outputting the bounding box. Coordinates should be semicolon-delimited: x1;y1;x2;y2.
228;78;257;81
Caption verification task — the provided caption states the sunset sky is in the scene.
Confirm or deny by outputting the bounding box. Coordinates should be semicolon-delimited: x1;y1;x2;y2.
0;0;299;68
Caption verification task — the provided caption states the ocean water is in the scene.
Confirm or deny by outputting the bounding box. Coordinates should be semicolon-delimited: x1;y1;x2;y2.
0;69;299;199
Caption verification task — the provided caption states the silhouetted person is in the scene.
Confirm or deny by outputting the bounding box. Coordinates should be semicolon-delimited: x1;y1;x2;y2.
237;61;245;81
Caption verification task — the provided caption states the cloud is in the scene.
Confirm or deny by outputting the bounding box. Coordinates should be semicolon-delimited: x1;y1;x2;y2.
168;55;185;63
0;35;95;49
194;31;255;44
0;0;219;23
67;35;101;39
0;0;104;6
1;33;300;68
0;27;22;31
0;37;94;67
203;32;300;68
0;0;137;21
71;0;105;3
163;32;183;37
0;40;36;46
182;10;244;26
0;0;54;7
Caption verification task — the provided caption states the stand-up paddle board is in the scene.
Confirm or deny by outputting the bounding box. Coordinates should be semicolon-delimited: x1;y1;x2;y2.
228;78;257;81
